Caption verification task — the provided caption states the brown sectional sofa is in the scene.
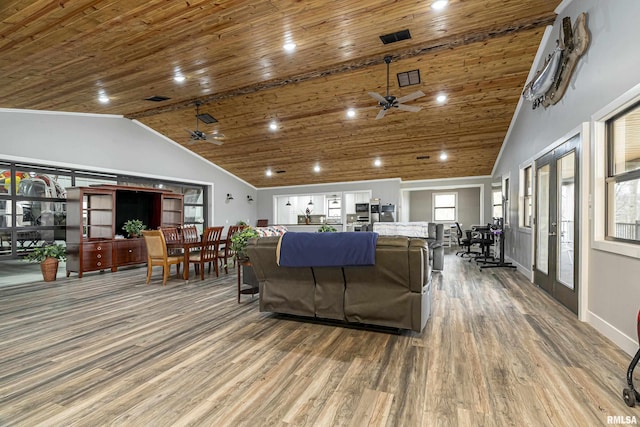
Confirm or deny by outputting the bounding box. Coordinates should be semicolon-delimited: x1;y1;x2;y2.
245;235;432;332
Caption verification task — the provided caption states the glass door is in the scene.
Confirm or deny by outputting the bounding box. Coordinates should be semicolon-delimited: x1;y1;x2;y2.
533;135;579;314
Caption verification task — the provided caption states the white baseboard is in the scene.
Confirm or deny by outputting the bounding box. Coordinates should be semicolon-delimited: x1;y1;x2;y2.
587;310;638;357
504;256;531;278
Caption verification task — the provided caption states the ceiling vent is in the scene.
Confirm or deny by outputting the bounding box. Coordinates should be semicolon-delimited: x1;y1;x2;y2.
276;170;286;174
144;95;171;102
397;70;421;87
379;29;411;45
416;155;431;160
196;113;218;124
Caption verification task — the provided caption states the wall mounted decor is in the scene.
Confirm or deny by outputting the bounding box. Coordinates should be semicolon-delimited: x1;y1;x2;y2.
523;12;590;109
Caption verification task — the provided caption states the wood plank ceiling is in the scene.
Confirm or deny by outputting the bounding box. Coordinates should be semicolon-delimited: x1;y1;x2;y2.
0;0;561;188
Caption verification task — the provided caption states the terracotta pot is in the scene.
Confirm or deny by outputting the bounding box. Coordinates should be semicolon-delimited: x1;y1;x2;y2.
305;217;310;225
41;257;59;282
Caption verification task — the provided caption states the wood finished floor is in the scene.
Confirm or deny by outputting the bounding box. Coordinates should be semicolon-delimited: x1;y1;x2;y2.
0;254;637;426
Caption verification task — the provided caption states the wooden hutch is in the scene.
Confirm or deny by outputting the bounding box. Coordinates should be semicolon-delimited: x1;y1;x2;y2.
66;184;184;277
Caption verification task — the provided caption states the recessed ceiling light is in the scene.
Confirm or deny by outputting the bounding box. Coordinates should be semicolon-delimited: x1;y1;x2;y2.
439;152;448;161
269;122;278;131
374;158;382;167
313;164;321;173
98;92;110;104
283;42;297;52
266;169;273;177
436;94;447;103
346;108;356;118
431;0;448;10
174;75;186;83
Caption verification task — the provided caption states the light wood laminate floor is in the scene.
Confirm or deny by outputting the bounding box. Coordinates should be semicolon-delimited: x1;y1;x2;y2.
0;254;637;426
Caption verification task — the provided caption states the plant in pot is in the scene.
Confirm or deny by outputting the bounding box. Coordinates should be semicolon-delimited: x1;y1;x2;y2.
122;219;147;238
230;227;260;263
318;224;337;232
25;243;67;282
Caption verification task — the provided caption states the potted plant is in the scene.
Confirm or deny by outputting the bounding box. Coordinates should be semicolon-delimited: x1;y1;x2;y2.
25;243;66;282
318;224;337;232
230;227;260;262
122;219;147;238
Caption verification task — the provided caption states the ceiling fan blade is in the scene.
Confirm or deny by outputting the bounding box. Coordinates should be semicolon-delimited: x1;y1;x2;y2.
368;92;387;103
396;90;425;104
396;104;422;113
208;132;225;144
375;109;387;120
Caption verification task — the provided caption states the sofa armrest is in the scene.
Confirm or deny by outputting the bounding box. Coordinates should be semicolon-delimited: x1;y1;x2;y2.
408;238;430;293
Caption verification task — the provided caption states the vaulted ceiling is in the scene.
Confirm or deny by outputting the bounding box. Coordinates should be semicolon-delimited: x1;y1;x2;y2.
0;0;560;187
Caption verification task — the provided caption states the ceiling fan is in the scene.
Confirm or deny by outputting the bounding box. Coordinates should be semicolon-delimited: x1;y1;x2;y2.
368;56;425;120
187;101;225;145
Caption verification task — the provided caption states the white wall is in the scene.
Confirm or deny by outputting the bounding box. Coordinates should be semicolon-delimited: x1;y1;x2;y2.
493;0;640;354
408;187;481;228
0;109;256;227
401;176;494;225
257;178;401;225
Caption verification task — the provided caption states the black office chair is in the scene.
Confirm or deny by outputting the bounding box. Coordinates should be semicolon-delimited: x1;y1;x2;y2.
455;222;475;257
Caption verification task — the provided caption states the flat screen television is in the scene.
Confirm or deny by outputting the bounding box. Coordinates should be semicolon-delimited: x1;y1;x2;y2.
115;190;161;235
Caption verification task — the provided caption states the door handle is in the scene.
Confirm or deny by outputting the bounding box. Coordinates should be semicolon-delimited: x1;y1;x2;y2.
549;232;557;236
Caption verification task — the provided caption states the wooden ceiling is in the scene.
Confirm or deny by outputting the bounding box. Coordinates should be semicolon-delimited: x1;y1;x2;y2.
0;0;560;188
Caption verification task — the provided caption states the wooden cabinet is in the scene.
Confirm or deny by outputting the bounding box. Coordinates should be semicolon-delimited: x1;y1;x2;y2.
114;238;146;267
161;195;183;228
65;240;113;278
66;185;183;277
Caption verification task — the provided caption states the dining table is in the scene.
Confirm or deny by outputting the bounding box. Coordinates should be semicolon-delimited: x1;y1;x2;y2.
166;237;202;281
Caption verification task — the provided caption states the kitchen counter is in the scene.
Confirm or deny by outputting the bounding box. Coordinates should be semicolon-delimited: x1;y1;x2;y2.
282;224;345;232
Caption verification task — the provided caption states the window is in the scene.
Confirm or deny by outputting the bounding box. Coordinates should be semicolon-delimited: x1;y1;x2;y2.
433;192;457;222
606;101;640;242
0;160;207;258
521;165;533;227
492;187;502;219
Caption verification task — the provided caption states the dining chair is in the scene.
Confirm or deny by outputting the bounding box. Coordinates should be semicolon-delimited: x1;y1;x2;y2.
181;225;200;243
141;229;182;285
189;226;224;279
159;226;182;256
218;225;244;274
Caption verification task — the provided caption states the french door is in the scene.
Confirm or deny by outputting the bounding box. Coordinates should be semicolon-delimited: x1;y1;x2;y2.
533;135;579;314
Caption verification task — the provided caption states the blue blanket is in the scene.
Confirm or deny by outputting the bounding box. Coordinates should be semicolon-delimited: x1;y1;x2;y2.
277;232;378;267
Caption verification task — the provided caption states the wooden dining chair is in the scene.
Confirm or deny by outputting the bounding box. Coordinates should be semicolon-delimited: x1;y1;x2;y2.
159;226;182;256
189;226;223;279
141;230;182;285
181;225;200;243
218;225;244;274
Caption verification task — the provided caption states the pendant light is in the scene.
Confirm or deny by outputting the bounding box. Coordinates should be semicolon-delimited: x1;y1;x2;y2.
308;198;314;206
286;198;291;206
